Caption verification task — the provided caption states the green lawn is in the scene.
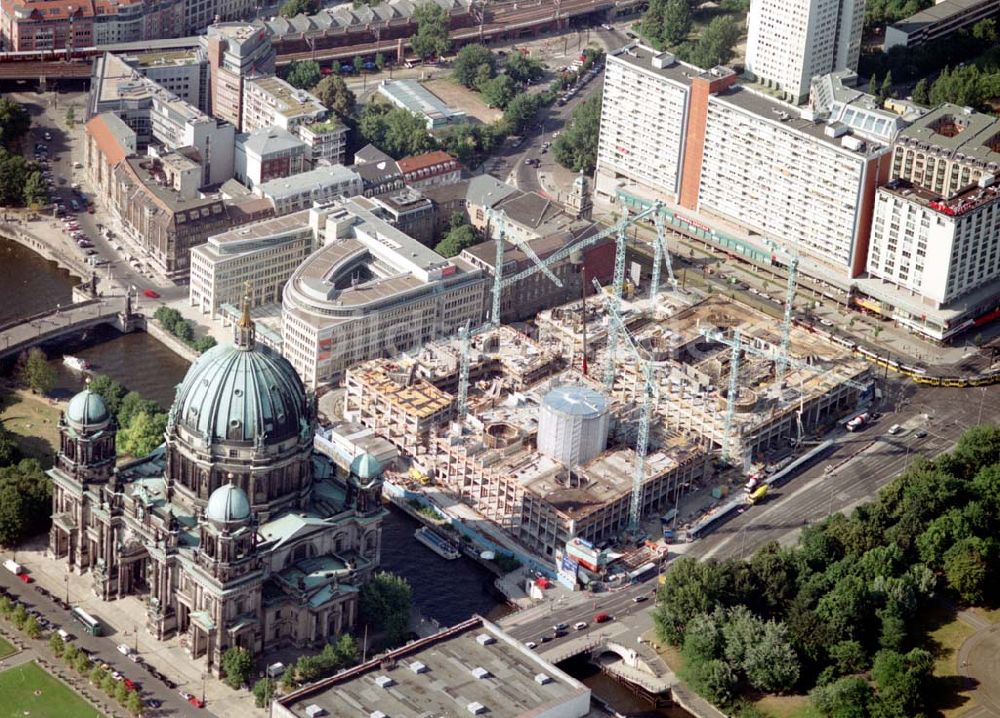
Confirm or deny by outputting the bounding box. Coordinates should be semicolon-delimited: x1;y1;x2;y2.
754;694;821;718
0;635;15;659
0;661;102;718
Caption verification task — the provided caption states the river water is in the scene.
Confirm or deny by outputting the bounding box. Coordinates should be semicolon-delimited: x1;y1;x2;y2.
3;237;691;715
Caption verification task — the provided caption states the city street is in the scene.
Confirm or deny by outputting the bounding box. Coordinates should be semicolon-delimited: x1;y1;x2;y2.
0;572;203;717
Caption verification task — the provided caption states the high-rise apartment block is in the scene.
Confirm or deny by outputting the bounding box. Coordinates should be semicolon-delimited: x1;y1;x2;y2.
745;0;865;103
596;46;891;278
242;76;327;134
201;22;275;131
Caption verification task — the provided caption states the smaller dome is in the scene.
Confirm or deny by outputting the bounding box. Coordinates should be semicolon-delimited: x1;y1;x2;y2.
350;453;382;480
67;389;110;429
205;483;251;524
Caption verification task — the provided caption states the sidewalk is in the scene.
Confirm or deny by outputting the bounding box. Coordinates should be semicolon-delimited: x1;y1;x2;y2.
10;539;261;718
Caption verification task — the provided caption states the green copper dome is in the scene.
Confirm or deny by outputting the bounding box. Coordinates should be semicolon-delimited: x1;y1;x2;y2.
350;453;382;480
173;341;310;445
66;389;110;429
205;482;252;524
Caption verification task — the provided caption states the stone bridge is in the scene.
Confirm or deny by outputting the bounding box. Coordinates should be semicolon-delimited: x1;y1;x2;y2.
0;295;140;362
541;632;677;694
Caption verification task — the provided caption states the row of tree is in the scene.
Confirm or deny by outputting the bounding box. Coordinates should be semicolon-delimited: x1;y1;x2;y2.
0;99;47;208
654;425;1000;716
641;0;741;69
152;306;217;354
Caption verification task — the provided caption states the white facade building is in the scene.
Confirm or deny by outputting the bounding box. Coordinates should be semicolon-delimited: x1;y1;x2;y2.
594;47;692;205
697;85;891;276
150;93;235;186
242;76;327;134
255;164;363;216
745;0;865;103
868;178;1000;308
281;197;487;388
190;208;321;320
298;119;349;167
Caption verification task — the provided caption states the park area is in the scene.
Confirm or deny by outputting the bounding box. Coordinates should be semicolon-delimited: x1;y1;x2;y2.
0;661;102;718
0;387;60;466
422;78;502;124
0;635;16;659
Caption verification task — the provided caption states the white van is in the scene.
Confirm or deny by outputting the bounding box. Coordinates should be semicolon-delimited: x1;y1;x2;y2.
266;662;286;678
888;424;902;435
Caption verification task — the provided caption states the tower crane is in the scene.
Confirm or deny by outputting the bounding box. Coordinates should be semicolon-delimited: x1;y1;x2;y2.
764;238;800;389
700;327;872;461
649;209;678;300
594;278;657;536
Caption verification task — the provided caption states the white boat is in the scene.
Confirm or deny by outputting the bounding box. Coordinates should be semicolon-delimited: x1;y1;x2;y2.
63;356;91;372
414;527;461;560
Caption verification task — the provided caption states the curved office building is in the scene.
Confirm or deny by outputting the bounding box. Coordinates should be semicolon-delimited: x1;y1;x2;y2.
282;196;487;388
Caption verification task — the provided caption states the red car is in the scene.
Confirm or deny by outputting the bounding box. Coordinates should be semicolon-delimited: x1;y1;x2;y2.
143;289;160;299
123;678;137;691
594;612;610;623
18;573;32;584
188;696;204;708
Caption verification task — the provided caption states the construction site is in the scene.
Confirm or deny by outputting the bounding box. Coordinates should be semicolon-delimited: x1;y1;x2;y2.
337;204;874;564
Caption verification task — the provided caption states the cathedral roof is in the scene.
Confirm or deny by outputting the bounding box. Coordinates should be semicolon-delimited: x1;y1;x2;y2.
173;340;310;445
350;452;382;480
66;388;110;430
205;482;252;524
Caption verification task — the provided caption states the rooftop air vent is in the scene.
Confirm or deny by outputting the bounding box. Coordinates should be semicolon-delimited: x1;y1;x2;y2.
467;702;487;715
374;675;394;689
534;673;553;685
305;706;327;718
471;667;491;680
409;661;427;674
476;634;495;646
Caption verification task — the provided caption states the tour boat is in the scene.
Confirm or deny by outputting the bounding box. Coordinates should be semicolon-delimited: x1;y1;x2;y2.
414;526;461;560
63;355;91;372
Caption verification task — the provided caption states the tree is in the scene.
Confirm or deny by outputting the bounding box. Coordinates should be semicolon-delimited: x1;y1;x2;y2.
314;75;356;118
333;633;359;666
454;44;496;87
118;391;161;430
253;678;276;708
661;0;693;46
194;335;218;353
504;53;543;84
879;70;894;104
221;647;253;688
17;348;55;395
0;98;30;146
503;92;543;135
553;93;602;174
88;374;127;417
686;16;740;68
49;633;66;657
743;621;800;693
24;614;41;639
102;673;118;697
173;320;194;343
691;658;737;704
479;75;518;109
90;665;107;686
653;557;730;645
360;571;413;646
359;104;436;158
279;0;318;17
126;690;143;717
868;74;879;96
286;60;322;90
944;536;994;603
0;596;10;617
829;640;867;676
971;17;998;42
153;306;183;333
62;642;79;665
117;410;168;457
410;2;450;60
912;78;929;105
375;52;386;71
115;679;130;706
73;651;91;674
23;171;48;207
354;55;365;75
435;224;478;258
65;106;76;127
811;675;872;718
0;458;52;547
0;425;20;467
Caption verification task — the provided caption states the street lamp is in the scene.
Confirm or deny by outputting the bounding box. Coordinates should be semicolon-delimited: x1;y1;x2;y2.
64;574;69;605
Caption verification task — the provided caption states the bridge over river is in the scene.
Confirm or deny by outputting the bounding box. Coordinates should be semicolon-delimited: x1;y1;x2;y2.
0;294;139;362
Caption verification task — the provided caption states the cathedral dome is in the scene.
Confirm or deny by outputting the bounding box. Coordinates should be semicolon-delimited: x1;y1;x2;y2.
173;340;310;445
350;453;382;480
205;482;252;524
66;388;110;430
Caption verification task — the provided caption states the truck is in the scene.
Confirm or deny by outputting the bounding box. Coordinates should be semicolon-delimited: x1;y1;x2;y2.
3;559;23;575
846;412;870;432
744;474;761;493
747;484;768;505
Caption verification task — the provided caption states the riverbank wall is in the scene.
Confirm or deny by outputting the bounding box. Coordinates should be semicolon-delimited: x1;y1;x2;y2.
142;318;199;364
0;223;90;282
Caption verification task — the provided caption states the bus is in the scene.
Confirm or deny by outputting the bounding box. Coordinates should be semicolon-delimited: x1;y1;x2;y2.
628;562;658;583
71;607;103;636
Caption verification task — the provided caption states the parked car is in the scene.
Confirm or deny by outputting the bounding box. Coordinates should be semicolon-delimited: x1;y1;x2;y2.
524;641;537;650
143;289;160;298
117;643;132;656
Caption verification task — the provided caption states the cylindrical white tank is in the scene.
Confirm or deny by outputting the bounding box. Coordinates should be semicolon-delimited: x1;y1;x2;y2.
537;385;610;467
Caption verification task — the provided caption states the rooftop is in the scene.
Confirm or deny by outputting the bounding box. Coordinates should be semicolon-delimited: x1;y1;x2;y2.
200;209;315;258
121;157;222;214
607;43;698;88
350;359;454;420
895;103;1000;167
85;112;135;166
809;70;924;144
277;616;589;718
398;150;459;175
889;0;1000;34
237;126;308;157
256;164;361;201
124;48;205;69
246;76;326;120
881;177;1000;217
377;79;465;123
